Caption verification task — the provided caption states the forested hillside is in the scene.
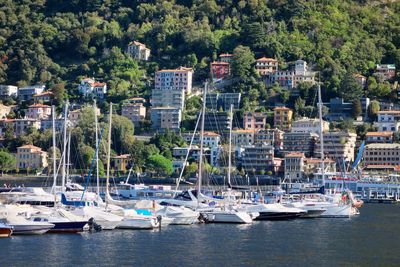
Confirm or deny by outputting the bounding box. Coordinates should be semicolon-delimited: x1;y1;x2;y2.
1;0;399;101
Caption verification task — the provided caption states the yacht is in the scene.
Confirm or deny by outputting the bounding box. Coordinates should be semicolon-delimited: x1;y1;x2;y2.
0;222;13;237
243;203;306;220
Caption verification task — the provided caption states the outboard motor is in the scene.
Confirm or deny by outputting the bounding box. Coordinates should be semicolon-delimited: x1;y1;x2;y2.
88;217;102;232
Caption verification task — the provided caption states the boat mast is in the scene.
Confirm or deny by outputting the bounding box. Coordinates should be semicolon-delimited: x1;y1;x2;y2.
94;100;100;196
227;104;233;188
197;82;207;204
105;103;113;205
51;105;57;192
318;82;325;188
66;129;71;184
61;101;69;192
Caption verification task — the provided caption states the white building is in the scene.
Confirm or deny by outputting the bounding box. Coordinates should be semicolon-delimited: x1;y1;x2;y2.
26;104;51;120
16;145;48;170
267;60;315;89
78;78;107;99
182;131;221;148
18;85;45;102
375;110;400;132
0;85;18;97
291;117;329;135
231;129;255;147
126;41;151;61
315;132;357;162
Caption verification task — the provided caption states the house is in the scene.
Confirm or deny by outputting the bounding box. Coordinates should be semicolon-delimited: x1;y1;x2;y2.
182;131;221;148
111;154;130;172
0;104;14;119
0;85;18;97
254;129;284;149
172;146;210;163
353;73;367;88
375;64;396;81
16;144;48;170
78;78;107;99
303;158;336;177
26;104;51;119
126;41;151;61
240;145;274;173
243;112;268;130
40;119;64;132
365;132;394;144
314;132;357;162
211;61;230;81
206;93;241;111
18;85;45;102
219;53;233;63
255;57;278;76
273;107;293;131
363;143;400;168
283;132;318;157
375;110;400;132
231;129;255;147
266;60;315;89
150;107;181;133
284;152;305;181
122;98;147;124
291;117;329;135
33;91;53;103
0;118;41;137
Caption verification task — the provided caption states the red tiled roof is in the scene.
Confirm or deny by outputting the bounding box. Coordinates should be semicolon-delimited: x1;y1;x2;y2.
285;152;305;158
366;131;393;137
28;104;51;108
256;57;278;62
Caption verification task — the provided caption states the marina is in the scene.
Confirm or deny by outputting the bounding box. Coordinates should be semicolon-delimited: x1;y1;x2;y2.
0;204;399;266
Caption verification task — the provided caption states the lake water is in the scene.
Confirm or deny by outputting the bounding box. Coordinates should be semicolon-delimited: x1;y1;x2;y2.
1;204;399;266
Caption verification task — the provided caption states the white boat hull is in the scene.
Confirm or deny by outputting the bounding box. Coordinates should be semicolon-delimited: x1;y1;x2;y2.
320;204;352;218
117;217;159;229
11;224;55;235
202;211;253;224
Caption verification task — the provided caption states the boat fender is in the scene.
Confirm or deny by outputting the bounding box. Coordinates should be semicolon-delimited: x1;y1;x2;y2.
157;215;162;230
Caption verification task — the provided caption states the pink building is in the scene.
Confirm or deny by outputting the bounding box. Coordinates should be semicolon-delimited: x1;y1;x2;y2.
26;104;51;119
243;112;268;130
211;61;230;80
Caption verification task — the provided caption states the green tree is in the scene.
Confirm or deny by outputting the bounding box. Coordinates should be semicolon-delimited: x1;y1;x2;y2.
184;162;198;178
0;151;16;174
146;154;173;177
231;45;255;79
338;73;363;101
352;99;362;119
368;100;380;120
51;83;65;106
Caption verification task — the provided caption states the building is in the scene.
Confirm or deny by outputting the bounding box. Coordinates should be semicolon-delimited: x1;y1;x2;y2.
363;143;400;168
206;93;241;111
32;91;53;103
266;60;315;89
78;78;107;99
26;104;51;119
255;57;278;76
182;131;221;148
284;152;305;181
303;158;336;177
111;154;130;172
16;145;48;170
326;97;370;121
121;98;147;124
219;53;233;63
243;112;268;130
231;129;255;147
68;107;101;125
150;107;181;132
40;119;64;132
365;132;393;144
273;107;293;131
18;85;45;102
0;85;18;97
126;41;150;61
254;129;284;149
375;110;400;132
211;61;230;80
154;66;193;95
315;132;357;162
0;104;13;119
0;118;41;137
375;64;396;81
283;132;318;157
353;74;367;88
204;111;230;132
291;117;329;135
240;145;274;173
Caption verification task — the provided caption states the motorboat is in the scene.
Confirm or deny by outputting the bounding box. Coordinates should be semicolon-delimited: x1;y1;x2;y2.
199;206;254;224
0;222;13;237
0;187;56;207
156;206;199;225
243;203;306;220
117;209;160;230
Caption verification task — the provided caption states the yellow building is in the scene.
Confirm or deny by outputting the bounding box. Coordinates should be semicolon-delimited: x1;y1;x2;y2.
274;107;293;131
111;154;130;172
16;145;48;170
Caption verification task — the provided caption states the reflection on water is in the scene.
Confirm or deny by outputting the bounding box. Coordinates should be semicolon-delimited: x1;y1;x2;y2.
1;204;399;266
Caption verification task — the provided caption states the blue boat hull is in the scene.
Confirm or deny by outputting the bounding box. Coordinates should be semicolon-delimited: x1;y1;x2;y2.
48;221;88;233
